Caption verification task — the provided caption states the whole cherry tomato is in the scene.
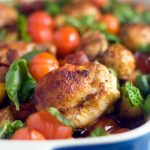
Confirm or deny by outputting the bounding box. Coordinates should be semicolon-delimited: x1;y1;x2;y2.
100;14;120;34
54;26;80;57
28;11;55;29
26;111;72;139
90;0;108;8
29;52;59;81
11;127;46;140
28;26;53;43
28;11;55;43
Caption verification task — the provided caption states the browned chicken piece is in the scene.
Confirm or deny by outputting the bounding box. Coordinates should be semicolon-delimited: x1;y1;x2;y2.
34;62;120;128
78;31;108;60
0;66;8;82
0;83;6;105
63;1;101;20
0;107;14;127
0;4;18;28
119;24;150;51
0;42;57;65
64;51;89;66
0;42;36;65
103;44;135;80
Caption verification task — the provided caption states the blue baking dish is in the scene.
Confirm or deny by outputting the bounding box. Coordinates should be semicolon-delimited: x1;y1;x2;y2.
0;118;149;150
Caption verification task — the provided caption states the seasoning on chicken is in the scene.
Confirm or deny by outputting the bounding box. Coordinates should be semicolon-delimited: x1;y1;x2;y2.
78;31;108;60
34;62;120;128
0;4;18;28
63;1;101;20
0;42;36;65
119;24;150;51
0;42;57;65
103;44;136;80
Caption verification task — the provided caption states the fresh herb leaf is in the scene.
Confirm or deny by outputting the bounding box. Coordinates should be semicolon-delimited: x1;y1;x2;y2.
6;59;36;110
141;11;150;24
48;107;76;128
90;126;107;137
45;0;70;16
22;50;42;63
0;120;24;139
122;82;143;106
17;14;31;42
138;45;150;53
136;74;150;95
142;95;150;114
104;31;120;43
45;1;61;16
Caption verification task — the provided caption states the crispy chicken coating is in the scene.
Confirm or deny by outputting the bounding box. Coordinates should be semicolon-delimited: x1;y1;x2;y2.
34;62;120;128
0;4;18;28
119;24;150;51
103;44;136;80
78;31;108;60
0;42;56;65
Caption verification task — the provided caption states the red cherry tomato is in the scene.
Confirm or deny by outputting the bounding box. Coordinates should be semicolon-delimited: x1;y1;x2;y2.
11;127;46;140
54;26;80;57
135;52;150;73
26;111;72;139
29;52;59;81
90;0;108;8
28;11;55;43
100;14;120;34
28;25;53;43
28;11;55;29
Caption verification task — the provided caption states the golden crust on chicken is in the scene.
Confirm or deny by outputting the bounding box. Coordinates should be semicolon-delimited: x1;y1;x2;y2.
0;4;18;28
34;62;120;127
103;44;136;80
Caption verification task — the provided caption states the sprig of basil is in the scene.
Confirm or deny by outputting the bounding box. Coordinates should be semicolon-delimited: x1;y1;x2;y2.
90;126;107;137
0;120;24;139
48;107;76;128
17;14;31;42
122;82;143;106
6;59;36;110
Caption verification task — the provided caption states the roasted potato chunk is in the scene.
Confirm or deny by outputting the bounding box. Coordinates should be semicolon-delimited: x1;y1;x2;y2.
119;24;150;51
119;95;143;119
34;62;120;128
78;31;108;60
103;44;135;80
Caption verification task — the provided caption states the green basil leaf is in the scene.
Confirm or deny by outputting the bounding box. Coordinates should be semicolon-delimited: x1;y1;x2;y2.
48;107;76;128
0;29;7;41
142;95;150;114
122;82;143;106
17;14;31;42
135;74;150;95
138;45;150;53
104;32;120;43
45;1;61;16
6;59;36;110
90;126;107;137
0;120;24;139
142;11;150;24
22;50;42;63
